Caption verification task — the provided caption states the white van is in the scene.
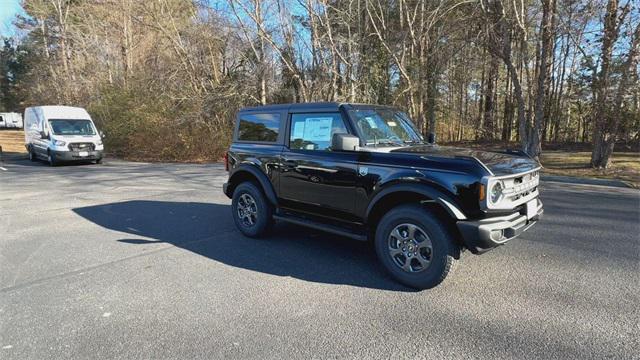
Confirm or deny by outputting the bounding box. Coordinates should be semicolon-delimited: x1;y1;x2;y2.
24;106;104;165
0;112;23;129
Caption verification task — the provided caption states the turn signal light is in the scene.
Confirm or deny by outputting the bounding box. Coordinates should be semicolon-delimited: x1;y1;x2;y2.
479;184;486;201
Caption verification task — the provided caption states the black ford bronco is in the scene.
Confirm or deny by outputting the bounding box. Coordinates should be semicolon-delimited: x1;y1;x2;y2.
223;103;543;289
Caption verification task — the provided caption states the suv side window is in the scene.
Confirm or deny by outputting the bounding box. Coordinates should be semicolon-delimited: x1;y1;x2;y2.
238;113;280;142
289;113;348;151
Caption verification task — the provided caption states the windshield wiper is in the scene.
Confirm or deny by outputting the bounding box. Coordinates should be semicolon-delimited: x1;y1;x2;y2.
366;140;402;147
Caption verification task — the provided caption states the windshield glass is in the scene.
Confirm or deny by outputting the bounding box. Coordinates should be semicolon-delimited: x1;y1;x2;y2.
49;119;96;136
349;109;423;146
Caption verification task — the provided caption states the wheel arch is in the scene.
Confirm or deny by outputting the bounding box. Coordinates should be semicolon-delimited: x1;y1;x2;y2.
366;184;467;223
226;165;278;206
365;185;466;255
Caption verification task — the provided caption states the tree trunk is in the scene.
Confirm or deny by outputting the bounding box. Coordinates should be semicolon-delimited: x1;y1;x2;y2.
591;20;640;168
483;56;498;140
530;0;554;159
590;0;633;168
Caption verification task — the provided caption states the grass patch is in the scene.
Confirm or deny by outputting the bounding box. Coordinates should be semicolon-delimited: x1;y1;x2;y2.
540;151;639;188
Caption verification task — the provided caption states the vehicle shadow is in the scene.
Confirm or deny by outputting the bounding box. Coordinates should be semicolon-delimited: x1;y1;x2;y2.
73;200;412;292
0;151;98;167
0;151;27;162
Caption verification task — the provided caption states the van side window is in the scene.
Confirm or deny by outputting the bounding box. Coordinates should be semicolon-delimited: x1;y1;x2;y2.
238;113;280;142
289;113;348;151
26;110;37;130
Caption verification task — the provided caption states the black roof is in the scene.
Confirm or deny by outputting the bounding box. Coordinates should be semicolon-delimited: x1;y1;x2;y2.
240;102;398;113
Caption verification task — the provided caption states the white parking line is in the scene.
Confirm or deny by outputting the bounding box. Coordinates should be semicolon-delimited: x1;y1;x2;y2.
0;167;7;171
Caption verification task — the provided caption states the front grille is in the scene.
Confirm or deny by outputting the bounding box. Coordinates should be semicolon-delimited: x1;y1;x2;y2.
68;142;95;151
485;169;541;210
502;171;539;203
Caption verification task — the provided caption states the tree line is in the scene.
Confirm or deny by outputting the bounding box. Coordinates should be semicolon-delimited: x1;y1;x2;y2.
0;0;638;166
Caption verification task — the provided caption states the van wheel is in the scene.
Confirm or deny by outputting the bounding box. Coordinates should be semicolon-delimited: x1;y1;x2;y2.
232;182;274;238
374;204;457;290
29;148;37;162
47;151;57;167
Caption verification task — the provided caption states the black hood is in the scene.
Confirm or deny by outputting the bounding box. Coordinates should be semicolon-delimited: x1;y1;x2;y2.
390;145;540;176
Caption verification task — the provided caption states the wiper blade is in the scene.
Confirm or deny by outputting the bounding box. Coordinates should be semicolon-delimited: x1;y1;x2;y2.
377;141;402;146
366;140;401;146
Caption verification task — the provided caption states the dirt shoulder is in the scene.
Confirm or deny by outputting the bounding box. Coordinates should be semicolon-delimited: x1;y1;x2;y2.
0;129;26;153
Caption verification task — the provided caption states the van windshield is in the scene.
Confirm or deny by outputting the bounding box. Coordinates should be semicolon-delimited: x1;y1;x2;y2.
49;119;95;135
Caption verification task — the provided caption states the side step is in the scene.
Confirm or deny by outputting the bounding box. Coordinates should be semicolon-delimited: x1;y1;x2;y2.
273;214;368;242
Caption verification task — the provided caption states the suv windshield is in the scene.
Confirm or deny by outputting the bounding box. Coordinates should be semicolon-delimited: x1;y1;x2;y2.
349;109;423;146
49;119;95;136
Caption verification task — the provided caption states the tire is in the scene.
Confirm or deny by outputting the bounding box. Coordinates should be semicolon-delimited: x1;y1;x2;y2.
374;204;457;289
95;158;102;164
47;151;57;167
28;147;37;162
232;182;274;238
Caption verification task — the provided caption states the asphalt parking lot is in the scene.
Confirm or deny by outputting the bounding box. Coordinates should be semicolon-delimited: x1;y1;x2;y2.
1;157;638;359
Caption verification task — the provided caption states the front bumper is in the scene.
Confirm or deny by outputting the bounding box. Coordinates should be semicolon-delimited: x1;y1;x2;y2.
223;182;231;198
52;150;103;162
457;199;543;254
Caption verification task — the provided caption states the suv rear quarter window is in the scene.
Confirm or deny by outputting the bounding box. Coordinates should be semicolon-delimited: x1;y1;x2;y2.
237;113;281;142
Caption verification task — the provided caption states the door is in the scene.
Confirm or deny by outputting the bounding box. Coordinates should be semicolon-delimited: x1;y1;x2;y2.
279;112;360;222
32;112;48;156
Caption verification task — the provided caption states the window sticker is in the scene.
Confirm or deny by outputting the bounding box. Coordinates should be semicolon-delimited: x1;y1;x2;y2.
303;117;333;142
292;121;305;139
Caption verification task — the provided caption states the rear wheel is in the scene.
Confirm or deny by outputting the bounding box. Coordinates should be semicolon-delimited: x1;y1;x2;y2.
232;182;274;238
374;204;457;289
95;158;102;164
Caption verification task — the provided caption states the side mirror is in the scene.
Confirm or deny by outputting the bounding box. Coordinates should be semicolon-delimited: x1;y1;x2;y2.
427;132;436;144
332;133;359;151
99;130;105;139
40;131;49;140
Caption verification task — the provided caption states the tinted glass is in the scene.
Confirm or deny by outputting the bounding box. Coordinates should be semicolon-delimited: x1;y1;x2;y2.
238;113;280;142
49;119;96;135
289;113;348;151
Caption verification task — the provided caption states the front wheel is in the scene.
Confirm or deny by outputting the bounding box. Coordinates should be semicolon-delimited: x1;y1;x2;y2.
374;204;458;289
232;182;274;238
47;151;57;167
28;147;37;162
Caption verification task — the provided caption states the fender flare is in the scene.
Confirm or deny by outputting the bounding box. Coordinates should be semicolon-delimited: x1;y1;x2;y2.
365;183;467;221
228;164;278;206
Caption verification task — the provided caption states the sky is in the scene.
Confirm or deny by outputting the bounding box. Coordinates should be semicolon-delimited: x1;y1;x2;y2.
0;0;23;37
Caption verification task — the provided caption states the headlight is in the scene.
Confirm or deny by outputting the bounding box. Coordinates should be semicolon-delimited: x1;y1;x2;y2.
53;139;66;146
97;140;103;146
489;181;504;204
